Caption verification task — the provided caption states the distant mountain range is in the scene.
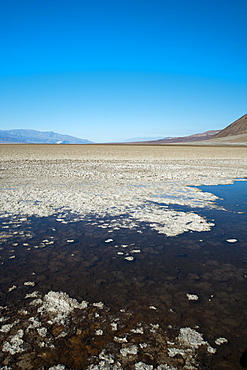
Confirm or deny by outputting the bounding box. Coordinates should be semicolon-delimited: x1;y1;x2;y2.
127;114;247;145
1;114;246;145
143;130;220;144
0;129;92;144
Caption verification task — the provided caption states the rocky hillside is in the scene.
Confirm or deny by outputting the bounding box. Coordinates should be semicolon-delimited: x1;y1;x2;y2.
214;114;247;138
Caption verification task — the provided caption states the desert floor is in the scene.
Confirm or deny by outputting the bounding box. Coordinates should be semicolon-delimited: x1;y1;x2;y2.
0;144;247;370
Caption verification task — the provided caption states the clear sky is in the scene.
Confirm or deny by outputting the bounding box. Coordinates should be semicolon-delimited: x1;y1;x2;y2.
1;0;247;143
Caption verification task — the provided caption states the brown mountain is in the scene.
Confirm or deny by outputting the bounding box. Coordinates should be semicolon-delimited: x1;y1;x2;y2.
214;114;247;138
150;130;220;144
122;114;247;145
142;114;247;145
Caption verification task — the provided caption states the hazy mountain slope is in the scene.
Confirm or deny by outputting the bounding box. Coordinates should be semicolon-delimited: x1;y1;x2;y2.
136;114;247;145
139;130;220;144
0;129;92;144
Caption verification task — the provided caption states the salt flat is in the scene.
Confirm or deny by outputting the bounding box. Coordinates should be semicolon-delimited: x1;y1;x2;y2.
0;144;247;369
0;144;246;236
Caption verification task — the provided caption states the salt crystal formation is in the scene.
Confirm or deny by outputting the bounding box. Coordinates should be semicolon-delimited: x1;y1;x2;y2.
186;294;199;301
0;290;219;369
37;291;88;324
2;329;25;355
215;337;228;345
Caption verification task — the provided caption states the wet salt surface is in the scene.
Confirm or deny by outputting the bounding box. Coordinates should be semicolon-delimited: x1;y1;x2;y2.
0;181;246;369
0;144;247;369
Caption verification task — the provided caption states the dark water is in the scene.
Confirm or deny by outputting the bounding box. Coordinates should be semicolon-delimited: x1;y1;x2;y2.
0;181;246;369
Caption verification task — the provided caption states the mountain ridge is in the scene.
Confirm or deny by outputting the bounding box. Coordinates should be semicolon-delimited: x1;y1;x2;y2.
0;129;92;144
145;130;220;144
1;114;246;145
129;114;247;145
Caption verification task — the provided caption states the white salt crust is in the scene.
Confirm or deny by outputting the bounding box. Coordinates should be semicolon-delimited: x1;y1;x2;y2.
186;294;199;301
1;146;246;237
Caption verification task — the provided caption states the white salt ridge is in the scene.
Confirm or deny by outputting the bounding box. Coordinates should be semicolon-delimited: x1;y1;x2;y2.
8;285;17;292
93;302;104;309
30;298;43;306
0;323;15;333
139;343;148;349
99;350;115;364
2;329;25;354
135;362;154;370
87;361;123;370
186;294;199;301
95;329;103;336
178;327;216;353
215;337;228;345
120;345;138;356
37;291;88;324
131;327;144;334
125;256;134;261
131;207;215;237
167;347;185;357
87;350;123;369
37;327;47;337
150;324;159;333
26;317;47;337
0;317;9;323
24;281;35;286
111;322;118;331
0;319;19;333
114;336;128;343
166;327;216;369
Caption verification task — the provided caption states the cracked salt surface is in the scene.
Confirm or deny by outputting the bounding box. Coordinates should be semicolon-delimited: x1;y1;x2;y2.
2;145;246;237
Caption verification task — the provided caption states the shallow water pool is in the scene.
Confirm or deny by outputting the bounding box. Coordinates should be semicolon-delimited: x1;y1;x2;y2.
0;181;246;369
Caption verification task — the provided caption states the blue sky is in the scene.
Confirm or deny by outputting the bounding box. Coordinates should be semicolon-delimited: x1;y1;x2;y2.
1;0;247;142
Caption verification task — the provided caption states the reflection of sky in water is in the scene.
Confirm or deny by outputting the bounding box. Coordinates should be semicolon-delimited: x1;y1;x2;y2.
131;184;147;188
199;180;247;213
